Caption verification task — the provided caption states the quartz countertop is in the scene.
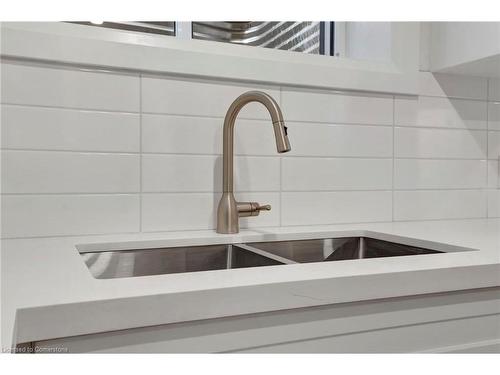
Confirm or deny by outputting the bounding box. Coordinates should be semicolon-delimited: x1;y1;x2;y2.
2;218;500;349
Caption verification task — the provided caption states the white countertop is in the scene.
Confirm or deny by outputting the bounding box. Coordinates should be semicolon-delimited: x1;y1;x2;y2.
2;218;500;348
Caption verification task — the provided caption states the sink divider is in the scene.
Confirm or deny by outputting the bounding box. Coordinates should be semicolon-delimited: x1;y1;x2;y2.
235;243;298;265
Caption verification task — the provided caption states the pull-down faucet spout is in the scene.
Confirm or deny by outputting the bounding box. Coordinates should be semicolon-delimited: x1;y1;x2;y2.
216;91;291;234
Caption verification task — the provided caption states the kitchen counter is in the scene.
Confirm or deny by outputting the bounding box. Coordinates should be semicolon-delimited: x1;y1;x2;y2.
2;218;500;349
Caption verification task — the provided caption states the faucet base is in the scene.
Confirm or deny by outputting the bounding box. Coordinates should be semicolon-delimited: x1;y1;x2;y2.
216;192;239;234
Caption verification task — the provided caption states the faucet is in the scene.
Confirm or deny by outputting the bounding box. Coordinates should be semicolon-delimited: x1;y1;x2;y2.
216;91;291;234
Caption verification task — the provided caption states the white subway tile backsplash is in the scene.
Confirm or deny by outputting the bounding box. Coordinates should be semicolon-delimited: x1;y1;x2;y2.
281;90;393;125
487;102;500;130
488;190;500;217
1;194;140;238
142;115;220;154
394;159;487;189
288;123;393;157
488;78;500;102
282;158;392;191
418;72;487;100
394;96;487;130
142;155;216;193
1;60;495;238
1;150;140;193
233;157;280;192
281;191;392;226
395;127;487;159
488;160;499;188
142;114;278;156
1;105;140;152
394;190;487;221
141;193;215;232
489;131;500;159
141;76;279;118
1;63;140;111
141;192;279;232
233;120;280;155
142;154;279;192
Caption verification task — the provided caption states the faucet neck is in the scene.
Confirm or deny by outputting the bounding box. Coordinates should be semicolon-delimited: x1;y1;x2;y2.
222;116;235;193
221;91;286;193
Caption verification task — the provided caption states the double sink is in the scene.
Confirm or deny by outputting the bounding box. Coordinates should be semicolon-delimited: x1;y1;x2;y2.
81;237;444;279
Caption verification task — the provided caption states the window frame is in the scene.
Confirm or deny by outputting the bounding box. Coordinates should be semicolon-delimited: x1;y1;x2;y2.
0;22;419;95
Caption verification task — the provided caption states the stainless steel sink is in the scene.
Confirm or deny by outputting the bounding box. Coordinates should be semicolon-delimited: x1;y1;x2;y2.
81;244;285;279
80;237;444;279
246;237;443;263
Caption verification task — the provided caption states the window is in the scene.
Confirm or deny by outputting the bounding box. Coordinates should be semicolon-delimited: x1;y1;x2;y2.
192;22;334;56
70;22;176;36
68;21;337;56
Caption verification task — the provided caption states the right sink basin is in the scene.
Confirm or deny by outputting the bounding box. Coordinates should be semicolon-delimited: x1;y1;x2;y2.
246;237;444;263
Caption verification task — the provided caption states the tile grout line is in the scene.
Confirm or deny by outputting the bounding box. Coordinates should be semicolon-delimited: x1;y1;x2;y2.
1;188;491;196
417;93;491;103
2;148;496;160
486;78;489;218
392;94;396;222
3;101;497;131
139;74;143;232
0;101;141;115
279;86;283;227
2;149;496;160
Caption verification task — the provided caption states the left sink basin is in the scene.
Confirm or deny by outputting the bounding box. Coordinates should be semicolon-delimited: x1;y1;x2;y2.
81;244;284;279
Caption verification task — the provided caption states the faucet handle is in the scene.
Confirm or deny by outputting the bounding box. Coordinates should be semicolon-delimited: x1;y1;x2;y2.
237;202;271;217
257;204;271;211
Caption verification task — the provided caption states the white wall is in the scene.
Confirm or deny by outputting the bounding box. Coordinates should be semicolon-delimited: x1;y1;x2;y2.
419;22;432;71
346;22;392;63
430;22;500;72
1;59;498;239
